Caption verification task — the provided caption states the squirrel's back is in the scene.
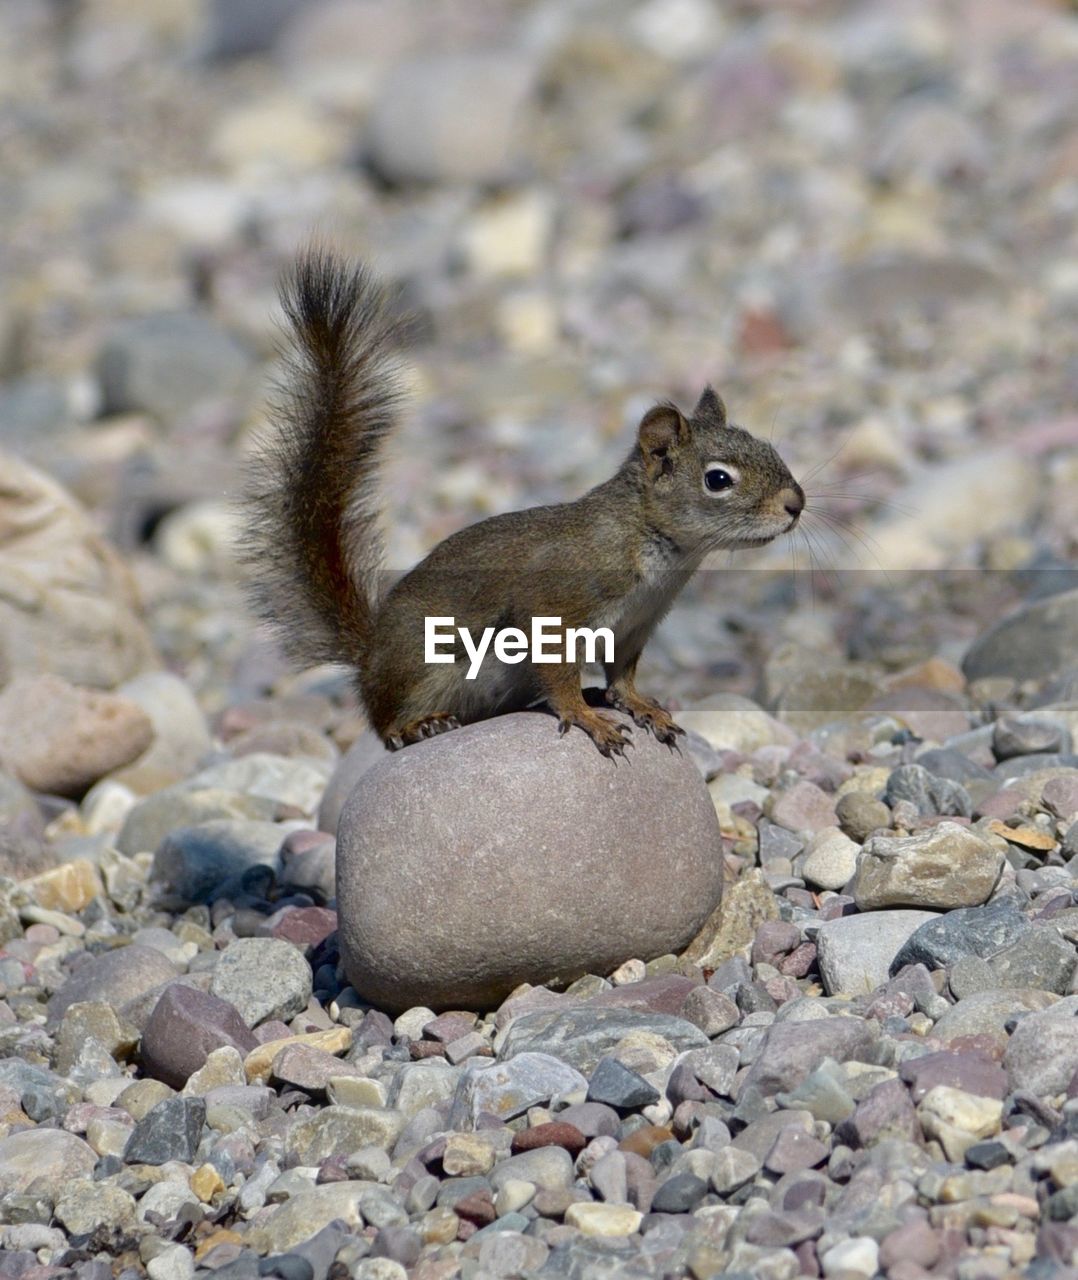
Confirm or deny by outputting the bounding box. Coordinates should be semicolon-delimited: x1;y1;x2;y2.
241;250;409;671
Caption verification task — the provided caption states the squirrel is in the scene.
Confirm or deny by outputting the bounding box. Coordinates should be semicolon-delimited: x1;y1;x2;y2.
243;249;805;758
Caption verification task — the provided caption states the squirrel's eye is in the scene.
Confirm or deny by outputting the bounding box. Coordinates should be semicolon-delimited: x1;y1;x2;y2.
704;466;735;493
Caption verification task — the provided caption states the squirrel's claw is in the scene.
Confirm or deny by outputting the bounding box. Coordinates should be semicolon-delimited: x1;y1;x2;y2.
605;689;683;750
558;710;633;761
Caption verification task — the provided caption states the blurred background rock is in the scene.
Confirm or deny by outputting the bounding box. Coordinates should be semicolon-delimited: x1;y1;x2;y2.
0;0;1075;713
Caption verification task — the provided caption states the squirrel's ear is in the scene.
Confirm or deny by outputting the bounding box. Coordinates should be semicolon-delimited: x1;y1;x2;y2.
692;385;727;425
638;403;689;479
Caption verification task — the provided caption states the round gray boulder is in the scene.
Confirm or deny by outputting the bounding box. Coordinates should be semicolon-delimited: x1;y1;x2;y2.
336;711;723;1013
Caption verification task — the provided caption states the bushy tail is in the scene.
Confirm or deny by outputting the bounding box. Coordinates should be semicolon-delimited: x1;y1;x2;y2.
242;249;409;671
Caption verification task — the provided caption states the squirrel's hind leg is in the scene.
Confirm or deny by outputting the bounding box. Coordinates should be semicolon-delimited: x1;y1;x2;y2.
384;712;462;751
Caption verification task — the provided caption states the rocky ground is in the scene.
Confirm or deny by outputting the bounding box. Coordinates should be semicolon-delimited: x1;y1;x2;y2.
2;0;1078;1278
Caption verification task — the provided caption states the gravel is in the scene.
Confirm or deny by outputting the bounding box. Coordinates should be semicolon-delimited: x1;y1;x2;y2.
1;0;1076;1276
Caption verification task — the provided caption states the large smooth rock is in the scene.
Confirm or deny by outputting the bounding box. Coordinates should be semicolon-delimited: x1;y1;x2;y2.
963;588;1078;683
0;450;156;688
336;711;723;1012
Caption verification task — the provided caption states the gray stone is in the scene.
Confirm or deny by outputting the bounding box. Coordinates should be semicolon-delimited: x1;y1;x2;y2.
711;1145;762;1194
650;1171;708;1212
389;1061;462;1120
498;1006;709;1075
1003;995;1078;1095
204;0;303;59
337;711;723;1012
588;1150;627;1203
775;1060;855;1126
681;1044;740;1098
679;985;739;1036
278;831;336;901
963;589;1078;683
932;988;1060;1049
47;944;179;1029
742;1016;878;1096
890;897;1030;973
118;790;275;858
587;1056;660;1110
367;54;536;185
150;820;286;902
209;937;312;1027
141;983;258;1088
916;748;993;785
993;717;1070;760
123;1096;206;1165
488;1146;574;1194
884;764;971;818
816;911;939;996
988;928;1077;994
477;1231;549;1277
850;823;1003;910
448;1053;586;1127
98;311;250;420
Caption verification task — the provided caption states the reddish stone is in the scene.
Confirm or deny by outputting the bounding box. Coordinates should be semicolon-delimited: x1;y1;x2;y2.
253;1020;292;1045
140;983;258;1089
410;1040;447;1060
899;1049;1007;1102
752;921;801;967
453;1191;495;1227
738;307;793;358
764;1127;828;1174
422;1012;477;1043
779;943;817;978
842;1078;920;1148
588;974;701;1015
272;907;338;951
974;790;1026;821
947;1034;1005;1061
511;1121;586;1156
793;1239;820;1277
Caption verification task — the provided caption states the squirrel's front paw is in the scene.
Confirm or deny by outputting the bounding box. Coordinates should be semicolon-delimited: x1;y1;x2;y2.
606;689;684;749
558;709;633;760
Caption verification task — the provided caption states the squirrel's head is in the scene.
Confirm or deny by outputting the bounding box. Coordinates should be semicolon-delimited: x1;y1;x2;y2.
635;386;803;555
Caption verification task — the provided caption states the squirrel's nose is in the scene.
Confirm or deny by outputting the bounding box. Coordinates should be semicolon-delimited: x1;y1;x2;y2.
781;485;805;521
